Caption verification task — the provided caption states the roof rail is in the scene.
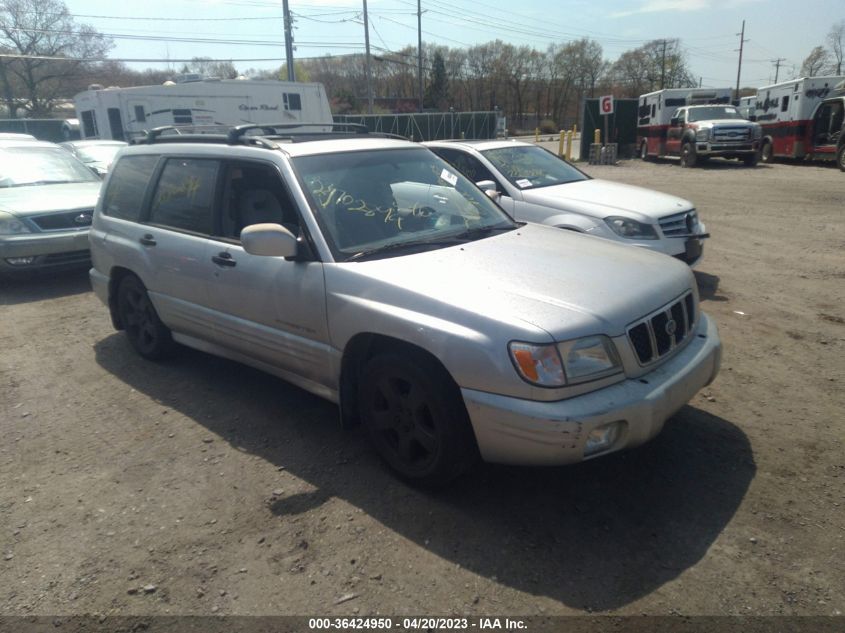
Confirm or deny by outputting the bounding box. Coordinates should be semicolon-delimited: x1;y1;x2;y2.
226;122;370;144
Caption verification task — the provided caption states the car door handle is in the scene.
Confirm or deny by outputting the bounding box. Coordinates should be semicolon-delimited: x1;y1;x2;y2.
139;234;156;247
211;252;237;267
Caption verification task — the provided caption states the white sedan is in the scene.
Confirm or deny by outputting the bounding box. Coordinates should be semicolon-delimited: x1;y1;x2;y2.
425;139;708;265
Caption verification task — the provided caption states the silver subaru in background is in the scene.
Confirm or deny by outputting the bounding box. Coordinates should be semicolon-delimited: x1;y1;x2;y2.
0;139;102;274
89;130;721;486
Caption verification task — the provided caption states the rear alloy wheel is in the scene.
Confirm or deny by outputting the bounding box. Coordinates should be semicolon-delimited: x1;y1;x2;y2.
837;145;845;172
359;352;475;487
117;275;174;360
761;141;773;163
680;142;698;168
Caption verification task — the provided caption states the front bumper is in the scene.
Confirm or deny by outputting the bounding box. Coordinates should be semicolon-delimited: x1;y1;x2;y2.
696;140;759;156
461;313;721;466
0;230;90;273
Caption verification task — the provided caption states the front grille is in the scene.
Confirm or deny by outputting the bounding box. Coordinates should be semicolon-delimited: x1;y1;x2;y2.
659;209;698;237
30;209;93;232
627;292;696;366
712;126;751;142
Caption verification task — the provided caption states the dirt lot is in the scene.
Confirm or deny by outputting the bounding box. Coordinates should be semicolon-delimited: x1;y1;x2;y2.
1;157;843;622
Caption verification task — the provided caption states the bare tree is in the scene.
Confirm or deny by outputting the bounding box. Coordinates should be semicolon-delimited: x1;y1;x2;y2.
180;57;239;80
0;0;111;117
800;46;831;77
827;20;844;75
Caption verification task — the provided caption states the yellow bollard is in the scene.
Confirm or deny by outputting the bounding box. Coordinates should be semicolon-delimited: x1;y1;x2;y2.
535;127;540;142
594;128;601;145
558;130;565;156
565;131;573;161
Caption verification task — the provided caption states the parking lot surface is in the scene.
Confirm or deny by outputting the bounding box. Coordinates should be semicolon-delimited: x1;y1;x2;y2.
1;157;842;617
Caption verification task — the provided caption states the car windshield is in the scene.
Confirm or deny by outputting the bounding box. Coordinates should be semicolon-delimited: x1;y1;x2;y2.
687;106;740;122
293;147;517;261
73;144;124;164
480;145;588;190
0;147;100;187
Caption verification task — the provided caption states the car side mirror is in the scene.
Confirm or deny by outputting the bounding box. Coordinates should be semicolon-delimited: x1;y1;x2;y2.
476;180;501;202
241;223;298;259
670;117;680;127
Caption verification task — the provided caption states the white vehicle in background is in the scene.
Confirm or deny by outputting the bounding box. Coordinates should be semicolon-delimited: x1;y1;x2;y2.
426;140;709;266
73;77;332;141
59;140;127;176
752;76;845;168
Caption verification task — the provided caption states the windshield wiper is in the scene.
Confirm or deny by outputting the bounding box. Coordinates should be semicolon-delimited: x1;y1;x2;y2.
448;224;516;241
345;239;450;262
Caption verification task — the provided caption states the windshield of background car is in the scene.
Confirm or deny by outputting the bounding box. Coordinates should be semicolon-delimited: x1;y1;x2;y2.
688;107;740;122
481;145;588;190
74;144;124;164
0;147;100;188
293;147;516;260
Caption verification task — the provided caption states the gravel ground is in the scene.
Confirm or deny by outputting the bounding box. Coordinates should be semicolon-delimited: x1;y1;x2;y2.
1;156;843;621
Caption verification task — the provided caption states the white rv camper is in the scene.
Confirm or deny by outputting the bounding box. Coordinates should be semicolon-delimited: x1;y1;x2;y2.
74;78;333;140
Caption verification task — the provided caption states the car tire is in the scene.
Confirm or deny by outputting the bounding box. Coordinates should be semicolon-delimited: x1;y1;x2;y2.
837;145;845;172
761;141;773;163
743;152;759;167
680;142;698;168
117;275;174;360
358;351;476;487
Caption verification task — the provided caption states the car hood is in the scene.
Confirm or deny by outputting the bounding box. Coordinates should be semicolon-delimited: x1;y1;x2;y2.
0;182;101;216
329;223;694;341
694;118;757;127
520;179;693;222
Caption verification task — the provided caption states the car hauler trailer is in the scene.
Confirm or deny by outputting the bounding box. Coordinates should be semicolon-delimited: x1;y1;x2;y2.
74;78;332;141
753;76;845;168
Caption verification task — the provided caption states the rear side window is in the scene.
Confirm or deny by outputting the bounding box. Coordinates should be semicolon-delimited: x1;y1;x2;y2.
101;155;159;221
149;158;218;234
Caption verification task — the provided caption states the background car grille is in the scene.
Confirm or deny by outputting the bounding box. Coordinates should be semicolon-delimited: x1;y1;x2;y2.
659;209;698;237
43;251;90;265
627;293;696;365
30;209;93;231
712;127;751;142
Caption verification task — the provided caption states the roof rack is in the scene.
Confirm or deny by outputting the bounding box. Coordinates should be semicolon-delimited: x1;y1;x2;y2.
132;122;408;146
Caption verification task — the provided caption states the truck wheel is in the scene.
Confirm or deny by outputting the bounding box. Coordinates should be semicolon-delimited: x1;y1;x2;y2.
680;142;698;168
743;152;759;167
837;145;845;172
358;351;476;487
117;275;174;360
761;141;773;163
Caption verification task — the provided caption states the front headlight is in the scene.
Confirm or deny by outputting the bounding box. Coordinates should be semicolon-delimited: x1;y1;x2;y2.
695;128;710;141
509;335;622;387
0;211;31;235
604;216;658;240
557;335;622;383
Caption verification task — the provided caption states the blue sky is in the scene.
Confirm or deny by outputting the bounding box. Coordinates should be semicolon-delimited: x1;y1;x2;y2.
64;0;844;90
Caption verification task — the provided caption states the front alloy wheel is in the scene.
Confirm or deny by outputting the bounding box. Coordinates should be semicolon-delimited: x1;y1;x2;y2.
680;143;698;168
837;145;845;172
359;352;475;486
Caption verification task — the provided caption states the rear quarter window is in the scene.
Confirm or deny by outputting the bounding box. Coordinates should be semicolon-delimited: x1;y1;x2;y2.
101;155;160;221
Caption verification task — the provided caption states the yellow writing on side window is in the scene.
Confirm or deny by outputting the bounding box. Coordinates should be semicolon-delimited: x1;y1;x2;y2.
155;175;202;208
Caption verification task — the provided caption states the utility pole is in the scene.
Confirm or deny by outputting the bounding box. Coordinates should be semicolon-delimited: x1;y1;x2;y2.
417;0;423;112
283;0;296;81
772;57;786;83
363;0;373;114
735;19;748;103
660;39;667;89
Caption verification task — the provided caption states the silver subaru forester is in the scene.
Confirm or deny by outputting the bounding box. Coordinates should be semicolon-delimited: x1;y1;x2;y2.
89;126;721;486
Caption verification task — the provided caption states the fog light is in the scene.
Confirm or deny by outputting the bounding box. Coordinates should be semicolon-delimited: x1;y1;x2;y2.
6;256;36;266
584;421;623;457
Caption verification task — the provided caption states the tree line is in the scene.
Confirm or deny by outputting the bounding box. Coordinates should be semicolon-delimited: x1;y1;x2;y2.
2;0;843;131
